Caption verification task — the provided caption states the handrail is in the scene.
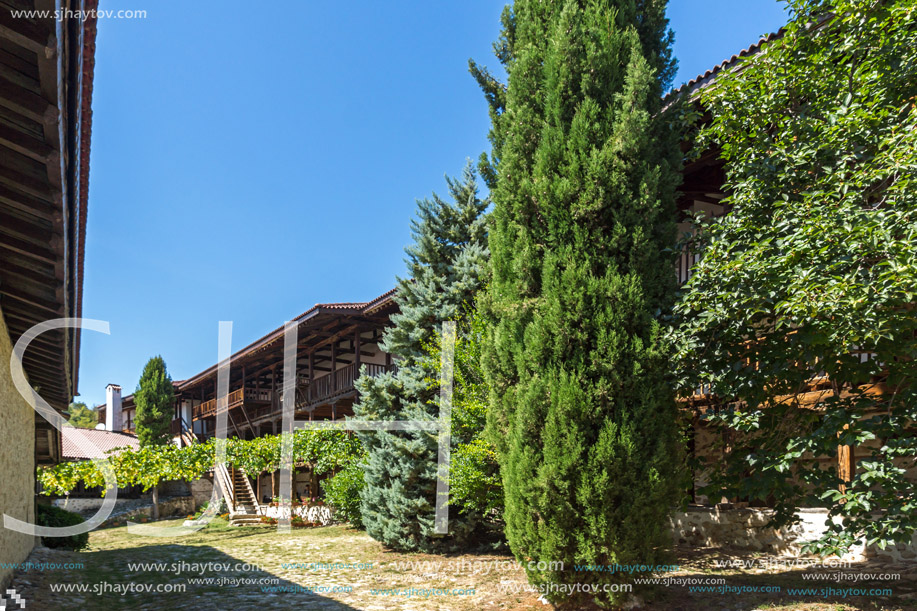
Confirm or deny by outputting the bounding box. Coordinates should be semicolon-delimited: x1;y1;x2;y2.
193;388;273;419
195;363;397;420
238;467;260;514
214;463;235;516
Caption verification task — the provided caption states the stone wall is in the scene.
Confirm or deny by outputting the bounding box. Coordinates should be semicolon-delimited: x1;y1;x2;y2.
0;308;36;589
670;506;917;562
262;504;334;525
190;476;214;506
98;497;196;526
52;496;196;526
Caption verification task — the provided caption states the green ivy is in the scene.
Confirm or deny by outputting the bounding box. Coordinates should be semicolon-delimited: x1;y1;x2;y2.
673;0;917;554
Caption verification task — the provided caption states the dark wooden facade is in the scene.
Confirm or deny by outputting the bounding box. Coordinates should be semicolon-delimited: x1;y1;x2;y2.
172;290;398;442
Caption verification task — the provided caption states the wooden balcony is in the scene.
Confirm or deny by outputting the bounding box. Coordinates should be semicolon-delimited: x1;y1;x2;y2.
295;362;393;408
192;363;395;422
193;387;273;419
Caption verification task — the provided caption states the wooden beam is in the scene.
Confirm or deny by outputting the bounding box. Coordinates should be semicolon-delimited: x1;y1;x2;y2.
838;425;856;495
331;342;337;392
0;121;54;163
0;180;57;221
0;230;57;264
0;160;54;200
0;75;55;124
0;9;55;55
0;286;62;314
226;409;243;439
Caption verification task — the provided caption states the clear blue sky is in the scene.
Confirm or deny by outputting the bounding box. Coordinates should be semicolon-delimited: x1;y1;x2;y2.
77;0;788;408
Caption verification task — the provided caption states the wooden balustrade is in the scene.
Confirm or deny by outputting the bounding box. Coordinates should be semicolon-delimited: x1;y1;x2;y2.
192;388;274;419
192;363;396;420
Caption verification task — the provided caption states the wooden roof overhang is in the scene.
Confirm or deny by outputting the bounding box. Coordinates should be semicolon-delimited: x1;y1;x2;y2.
176;290;397;401
0;0;96;424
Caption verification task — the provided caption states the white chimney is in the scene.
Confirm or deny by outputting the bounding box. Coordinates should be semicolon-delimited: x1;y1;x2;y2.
105;384;122;431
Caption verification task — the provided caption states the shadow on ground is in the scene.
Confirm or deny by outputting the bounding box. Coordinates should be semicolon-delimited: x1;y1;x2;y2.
12;540;361;611
647;546;917;611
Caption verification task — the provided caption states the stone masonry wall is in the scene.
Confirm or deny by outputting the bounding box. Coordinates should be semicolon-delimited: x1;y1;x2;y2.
671;506;917;562
0;307;36;589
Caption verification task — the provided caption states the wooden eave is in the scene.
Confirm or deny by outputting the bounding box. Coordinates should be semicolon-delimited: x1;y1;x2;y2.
0;0;96;413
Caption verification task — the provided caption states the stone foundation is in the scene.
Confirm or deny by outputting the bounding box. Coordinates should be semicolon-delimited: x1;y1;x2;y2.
190;476;215;505
53;496;197;526
261;504;333;525
670;506;917;562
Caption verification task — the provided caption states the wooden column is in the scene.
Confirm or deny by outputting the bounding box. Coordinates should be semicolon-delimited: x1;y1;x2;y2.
331;342;337;391
838;425;856;495
270;366;276;412
354;330;361;370
308;351;315;402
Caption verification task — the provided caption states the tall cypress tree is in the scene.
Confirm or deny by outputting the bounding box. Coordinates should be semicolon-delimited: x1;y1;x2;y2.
354;162;489;551
134;355;174;447
134;355;175;519
473;0;683;603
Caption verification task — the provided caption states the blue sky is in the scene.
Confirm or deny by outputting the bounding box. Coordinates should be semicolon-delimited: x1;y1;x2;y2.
77;0;788;408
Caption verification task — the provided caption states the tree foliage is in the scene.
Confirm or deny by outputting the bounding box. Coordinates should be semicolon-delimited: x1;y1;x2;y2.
65;402;97;429
134;356;174;447
323;460;367;528
354;161;490;551
673;0;917;555
37;430;363;497
423;308;503;522
473;0;685;604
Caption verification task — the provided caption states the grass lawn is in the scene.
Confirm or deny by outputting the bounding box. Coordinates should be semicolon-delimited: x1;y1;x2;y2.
9;519;917;610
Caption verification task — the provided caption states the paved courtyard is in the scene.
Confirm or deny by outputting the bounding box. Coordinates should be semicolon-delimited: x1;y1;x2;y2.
7;519;917;610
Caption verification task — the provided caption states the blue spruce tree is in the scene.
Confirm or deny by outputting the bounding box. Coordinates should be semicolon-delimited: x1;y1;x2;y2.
354;161;489;551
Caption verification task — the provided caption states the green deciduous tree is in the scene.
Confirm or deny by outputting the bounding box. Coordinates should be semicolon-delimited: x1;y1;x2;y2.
673;0;917;556
354;161;490;551
65;402;97;429
423;308;503;528
473;0;685;604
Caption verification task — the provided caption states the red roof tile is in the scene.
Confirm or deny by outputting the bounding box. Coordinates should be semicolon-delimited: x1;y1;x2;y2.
667;31;783;101
61;428;140;460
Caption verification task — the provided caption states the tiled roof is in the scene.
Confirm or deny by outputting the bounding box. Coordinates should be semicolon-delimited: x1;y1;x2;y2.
176;289;397;389
61;428;140;460
667;31;783;101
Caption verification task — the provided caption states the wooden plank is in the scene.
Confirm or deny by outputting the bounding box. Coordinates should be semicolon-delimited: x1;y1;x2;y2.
0;7;55;55
0;179;56;219
0;157;53;199
838;424;856;495
0;209;56;246
0;74;54;123
0;119;53;162
0;284;61;313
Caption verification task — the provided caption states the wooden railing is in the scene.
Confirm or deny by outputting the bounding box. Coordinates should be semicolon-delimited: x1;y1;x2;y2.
193;388;273;419
286;362;396;409
193;363;396;421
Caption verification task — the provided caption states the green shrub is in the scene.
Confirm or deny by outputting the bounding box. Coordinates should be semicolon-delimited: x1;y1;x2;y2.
323;461;365;528
37;504;89;550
